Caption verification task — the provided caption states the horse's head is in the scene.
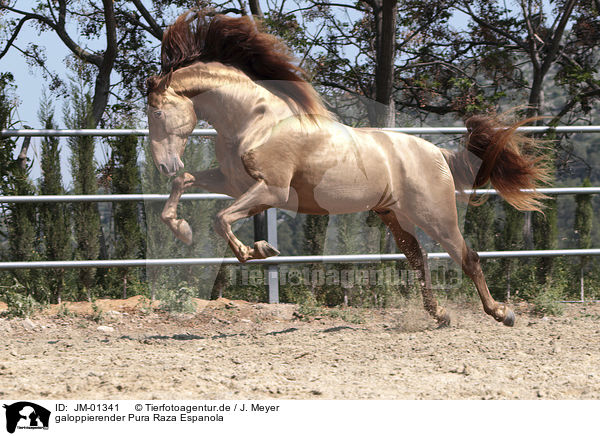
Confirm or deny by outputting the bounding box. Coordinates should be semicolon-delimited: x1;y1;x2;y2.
146;73;197;177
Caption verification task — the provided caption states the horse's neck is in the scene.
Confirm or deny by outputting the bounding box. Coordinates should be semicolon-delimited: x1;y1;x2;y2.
173;63;293;147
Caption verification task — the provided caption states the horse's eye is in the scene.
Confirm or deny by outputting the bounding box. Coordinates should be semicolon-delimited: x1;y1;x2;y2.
154;110;163;118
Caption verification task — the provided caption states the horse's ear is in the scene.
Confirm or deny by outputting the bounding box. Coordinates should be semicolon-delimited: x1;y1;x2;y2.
146;75;160;95
164;70;173;89
146;72;173;95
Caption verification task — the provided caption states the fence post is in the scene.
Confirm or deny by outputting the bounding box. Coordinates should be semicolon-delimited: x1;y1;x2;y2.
580;264;585;303
266;208;279;303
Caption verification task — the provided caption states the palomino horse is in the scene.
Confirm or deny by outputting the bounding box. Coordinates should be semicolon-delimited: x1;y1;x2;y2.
146;11;548;327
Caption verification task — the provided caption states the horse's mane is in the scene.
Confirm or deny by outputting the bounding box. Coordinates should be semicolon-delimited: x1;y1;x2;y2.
151;10;329;119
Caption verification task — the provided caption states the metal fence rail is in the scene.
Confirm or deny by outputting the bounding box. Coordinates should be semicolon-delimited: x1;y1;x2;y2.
1;249;599;270
3;126;600;137
2;187;600;204
0;193;232;203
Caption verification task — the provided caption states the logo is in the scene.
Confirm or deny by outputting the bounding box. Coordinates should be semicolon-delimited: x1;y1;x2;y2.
2;402;50;434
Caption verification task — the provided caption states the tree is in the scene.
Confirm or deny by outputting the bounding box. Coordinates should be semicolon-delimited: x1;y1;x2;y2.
574;177;593;300
0;72;17;200
455;0;578;118
38;94;71;303
262;0;451;124
532;195;558;283
0;1;255;125
302;213;329;298
4;145;42;298
110;134;144;299
0;0;191;123
0;72;43;299
363;0;400;127
64;78;100;300
464;196;496;255
500;201;525;300
384;0;600;121
463;196;502;297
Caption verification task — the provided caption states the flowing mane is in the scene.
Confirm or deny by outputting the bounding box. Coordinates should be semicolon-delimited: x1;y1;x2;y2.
151;10;329;119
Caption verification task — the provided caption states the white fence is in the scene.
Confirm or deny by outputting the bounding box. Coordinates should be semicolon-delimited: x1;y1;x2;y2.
1;127;599;303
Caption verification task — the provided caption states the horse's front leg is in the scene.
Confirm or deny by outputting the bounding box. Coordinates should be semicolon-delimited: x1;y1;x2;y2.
214;180;283;262
161;169;232;245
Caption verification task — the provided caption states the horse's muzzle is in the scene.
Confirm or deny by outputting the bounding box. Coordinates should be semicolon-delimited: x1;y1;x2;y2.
157;157;184;177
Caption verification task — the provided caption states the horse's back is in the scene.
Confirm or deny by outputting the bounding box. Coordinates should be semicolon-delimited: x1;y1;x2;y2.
354;128;454;191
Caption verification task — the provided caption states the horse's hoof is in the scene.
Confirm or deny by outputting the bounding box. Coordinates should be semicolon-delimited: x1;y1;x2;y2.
503;308;515;327
176;219;193;245
254;240;280;258
436;311;451;328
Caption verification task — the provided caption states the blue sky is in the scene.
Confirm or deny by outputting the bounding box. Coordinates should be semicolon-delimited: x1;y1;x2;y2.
3;23;77;185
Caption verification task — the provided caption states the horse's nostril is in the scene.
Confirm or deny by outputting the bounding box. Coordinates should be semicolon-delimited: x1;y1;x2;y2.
159;163;169;175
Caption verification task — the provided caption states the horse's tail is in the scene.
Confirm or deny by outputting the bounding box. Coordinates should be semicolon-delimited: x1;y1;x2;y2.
441;114;551;212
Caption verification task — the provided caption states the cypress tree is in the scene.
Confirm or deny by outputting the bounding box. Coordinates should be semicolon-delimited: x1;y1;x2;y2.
110;134;144;299
0;73;16;245
0;73;16;192
303;215;329;256
5;150;41;298
574;177;593;301
463;196;504;299
0;74;43;299
64;81;100;301
38;95;71;303
303;214;329;299
5;149;43;300
501;202;524;300
463;196;496;256
532;196;558;283
532;139;557;285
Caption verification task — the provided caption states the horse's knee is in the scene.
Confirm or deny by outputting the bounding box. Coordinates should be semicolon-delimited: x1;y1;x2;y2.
160;209;173;224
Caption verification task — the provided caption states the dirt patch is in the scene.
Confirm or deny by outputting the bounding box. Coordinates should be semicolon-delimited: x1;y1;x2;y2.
1;298;599;399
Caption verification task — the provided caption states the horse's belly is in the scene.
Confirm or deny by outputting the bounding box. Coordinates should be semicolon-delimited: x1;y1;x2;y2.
314;186;381;214
290;162;387;214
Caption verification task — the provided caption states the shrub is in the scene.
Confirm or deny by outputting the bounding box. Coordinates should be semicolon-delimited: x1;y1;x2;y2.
1;282;41;318
157;283;197;314
531;285;565;317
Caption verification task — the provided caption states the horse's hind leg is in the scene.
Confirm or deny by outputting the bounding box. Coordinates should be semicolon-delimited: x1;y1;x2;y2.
214;180;283;262
378;210;451;327
421;220;515;327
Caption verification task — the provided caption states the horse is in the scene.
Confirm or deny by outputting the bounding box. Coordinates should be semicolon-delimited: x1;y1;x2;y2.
146;11;549;327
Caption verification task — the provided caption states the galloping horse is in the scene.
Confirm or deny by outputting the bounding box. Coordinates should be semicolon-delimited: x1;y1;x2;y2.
146;11;548;327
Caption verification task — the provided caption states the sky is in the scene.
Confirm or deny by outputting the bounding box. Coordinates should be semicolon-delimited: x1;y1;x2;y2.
3;23;95;187
4;27;66;127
